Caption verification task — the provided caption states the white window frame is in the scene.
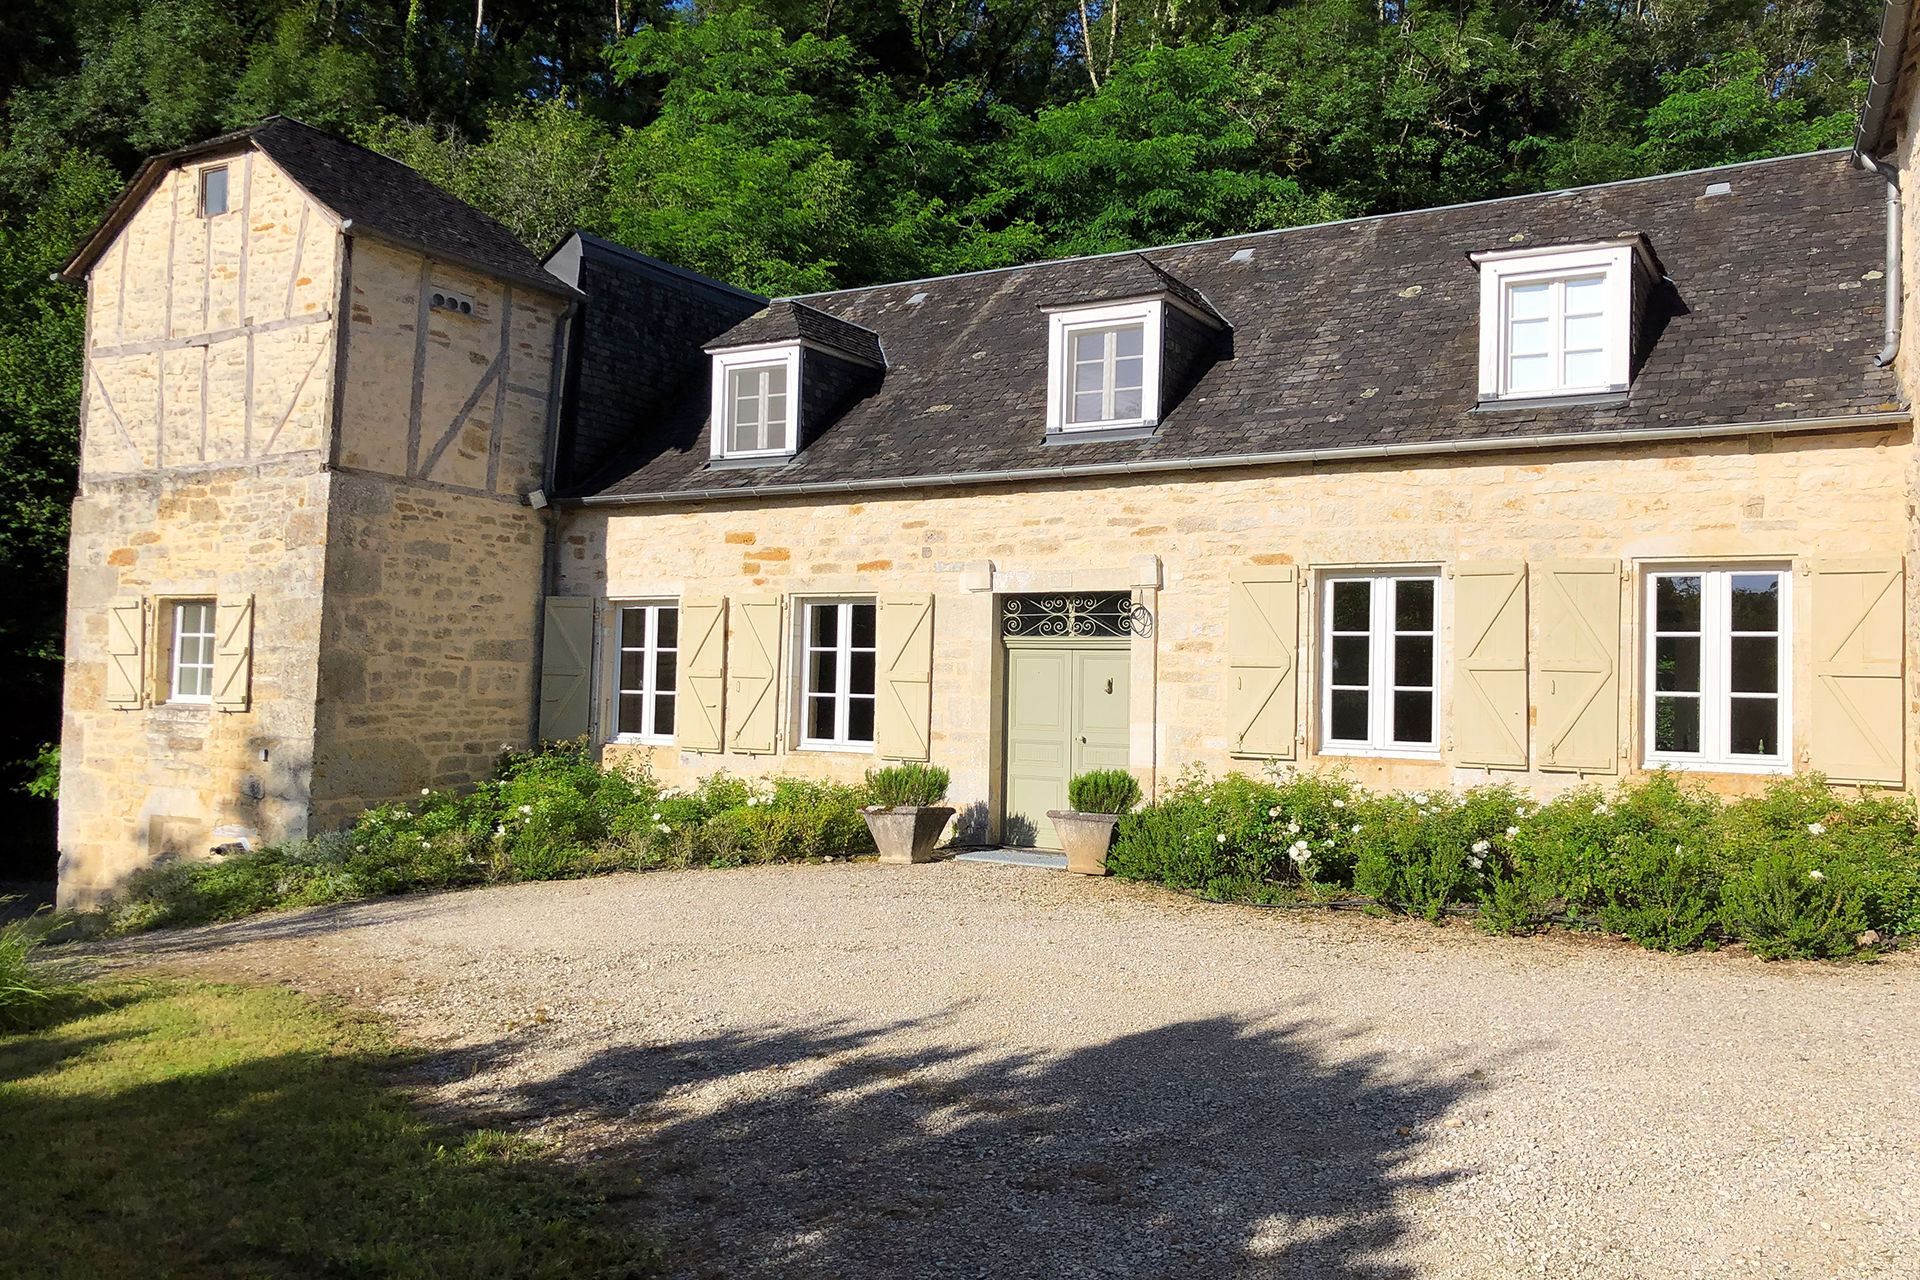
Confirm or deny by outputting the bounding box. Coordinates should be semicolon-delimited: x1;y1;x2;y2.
608;600;678;745
197;165;229;217
1045;299;1163;433
1473;243;1633;401
1318;570;1442;759
1642;564;1792;774
709;345;801;461
797;597;877;752
167;598;217;705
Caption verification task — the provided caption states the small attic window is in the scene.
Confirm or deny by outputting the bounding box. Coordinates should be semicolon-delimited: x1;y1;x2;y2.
198;166;229;217
710;346;801;461
1472;242;1637;402
1046;300;1163;434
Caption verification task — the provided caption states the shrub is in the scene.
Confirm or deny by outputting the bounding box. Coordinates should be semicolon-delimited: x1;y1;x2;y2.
0;912;87;1034
1593;835;1720;950
1352;786;1521;920
865;763;950;808
1067;769;1140;815
1720;848;1868;960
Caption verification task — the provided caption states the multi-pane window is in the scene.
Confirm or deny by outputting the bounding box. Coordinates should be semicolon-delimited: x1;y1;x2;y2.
726;363;790;455
1505;275;1609;395
1068;324;1146;425
1321;574;1439;753
614;603;677;741
198;166;228;217
801;600;876;749
1646;567;1789;769
169;600;216;703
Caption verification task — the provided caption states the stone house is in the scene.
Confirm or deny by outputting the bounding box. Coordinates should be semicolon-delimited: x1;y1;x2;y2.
52;93;1920;903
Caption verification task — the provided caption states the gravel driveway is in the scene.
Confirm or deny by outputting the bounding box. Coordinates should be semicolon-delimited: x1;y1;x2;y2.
110;862;1919;1279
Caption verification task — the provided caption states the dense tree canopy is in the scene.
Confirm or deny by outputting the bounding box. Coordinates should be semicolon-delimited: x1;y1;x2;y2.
0;0;1878;869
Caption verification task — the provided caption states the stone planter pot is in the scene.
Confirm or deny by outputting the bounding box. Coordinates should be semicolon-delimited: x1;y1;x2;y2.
1048;810;1122;876
863;806;955;865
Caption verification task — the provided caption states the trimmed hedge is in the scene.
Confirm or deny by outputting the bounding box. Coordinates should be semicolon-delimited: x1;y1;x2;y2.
1108;766;1920;959
106;742;875;933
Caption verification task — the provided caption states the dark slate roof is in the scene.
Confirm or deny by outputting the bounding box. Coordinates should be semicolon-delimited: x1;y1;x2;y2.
709;299;886;366
575;149;1905;504
63;117;575;298
1038;252;1226;326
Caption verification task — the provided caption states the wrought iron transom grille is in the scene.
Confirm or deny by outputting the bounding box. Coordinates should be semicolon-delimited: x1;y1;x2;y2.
1001;592;1153;639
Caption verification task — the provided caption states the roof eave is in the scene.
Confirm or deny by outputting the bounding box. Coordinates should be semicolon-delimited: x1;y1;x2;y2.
57;132;262;285
1856;0;1915;158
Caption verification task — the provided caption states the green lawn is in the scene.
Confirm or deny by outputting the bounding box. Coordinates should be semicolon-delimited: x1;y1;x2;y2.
0;978;656;1278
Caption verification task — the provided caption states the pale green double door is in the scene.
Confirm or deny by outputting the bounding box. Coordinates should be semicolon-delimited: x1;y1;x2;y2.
1003;640;1131;849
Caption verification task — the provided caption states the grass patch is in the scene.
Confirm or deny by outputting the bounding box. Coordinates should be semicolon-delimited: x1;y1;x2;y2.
0;978;657;1278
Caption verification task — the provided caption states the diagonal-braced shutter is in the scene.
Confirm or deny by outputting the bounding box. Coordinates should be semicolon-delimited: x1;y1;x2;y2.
677;597;727;752
1534;560;1620;773
538;597;594;741
106;597;146;709
212;595;255;712
1228;565;1298;759
1452;563;1527;767
876;593;934;760
729;596;782;754
1808;558;1904;784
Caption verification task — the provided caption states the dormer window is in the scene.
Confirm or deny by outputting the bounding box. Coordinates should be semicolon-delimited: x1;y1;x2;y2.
710;346;801;461
1046;300;1164;434
1472;241;1648;403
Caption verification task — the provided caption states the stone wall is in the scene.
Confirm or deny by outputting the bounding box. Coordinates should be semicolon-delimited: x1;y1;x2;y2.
59;460;331;906
559;425;1911;836
310;236;568;827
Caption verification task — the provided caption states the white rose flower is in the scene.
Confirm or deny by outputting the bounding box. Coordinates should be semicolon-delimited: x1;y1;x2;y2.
1468;855;1483;869
1807;822;1827;836
1268;806;1281;818
1216;832;1227;844
519;804;534;815
1412;792;1429;805
420;788;430;796
1332;798;1345;809
1287;821;1301;835
1505;826;1519;838
1807;868;1827;882
1471;839;1491;855
1351;824;1362;834
1592;803;1608;816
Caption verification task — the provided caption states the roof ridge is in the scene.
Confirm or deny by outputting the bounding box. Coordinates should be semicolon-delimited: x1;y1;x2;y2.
785;148;1853;303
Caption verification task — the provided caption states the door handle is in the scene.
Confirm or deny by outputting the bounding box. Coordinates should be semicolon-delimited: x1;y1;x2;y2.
1105;678;1114;694
1080;736;1088;744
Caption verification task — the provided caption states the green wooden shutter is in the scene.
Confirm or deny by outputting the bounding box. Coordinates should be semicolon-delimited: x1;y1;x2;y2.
1228;566;1298;759
538;597;594;742
728;596;782;755
1808;558;1904;784
876;593;934;760
1535;560;1620;773
212;594;254;712
106;597;146;709
1452;563;1527;767
677;597;727;752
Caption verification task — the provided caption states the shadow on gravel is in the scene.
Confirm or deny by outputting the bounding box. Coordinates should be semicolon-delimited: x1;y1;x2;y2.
505;1014;1481;1279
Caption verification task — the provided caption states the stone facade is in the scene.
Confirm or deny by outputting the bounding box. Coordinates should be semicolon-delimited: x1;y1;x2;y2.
58;144;568;906
559;422;1912;841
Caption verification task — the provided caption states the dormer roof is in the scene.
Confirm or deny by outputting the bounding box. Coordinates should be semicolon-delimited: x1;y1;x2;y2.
708;299;885;367
1039;253;1227;327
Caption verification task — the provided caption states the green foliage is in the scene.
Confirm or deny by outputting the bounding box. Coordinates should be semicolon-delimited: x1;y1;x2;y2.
1066;769;1140;815
1114;768;1917;960
865;762;951;809
0;910;88;1033
20;743;57;800
104;742;880;931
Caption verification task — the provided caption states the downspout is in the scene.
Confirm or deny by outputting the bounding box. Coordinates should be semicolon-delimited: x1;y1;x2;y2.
1854;0;1911;368
1857;152;1903;368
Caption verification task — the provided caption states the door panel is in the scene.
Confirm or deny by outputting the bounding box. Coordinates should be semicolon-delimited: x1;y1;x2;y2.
1003;643;1130;850
1005;648;1071;848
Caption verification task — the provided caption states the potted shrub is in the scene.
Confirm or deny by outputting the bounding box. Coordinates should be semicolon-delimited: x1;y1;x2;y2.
1050;769;1142;875
861;763;954;865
